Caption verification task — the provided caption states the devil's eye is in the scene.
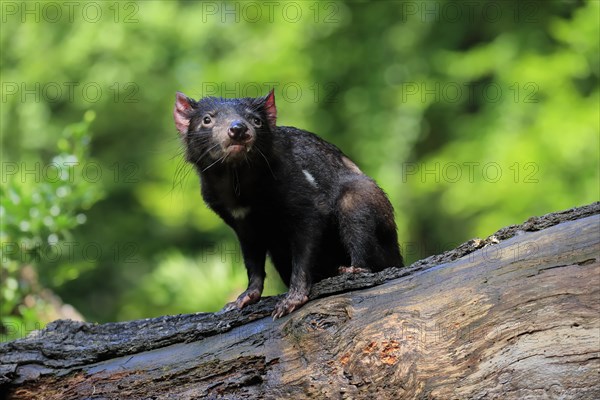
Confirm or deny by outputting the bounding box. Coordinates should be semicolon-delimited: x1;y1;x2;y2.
202;115;212;125
252;117;262;127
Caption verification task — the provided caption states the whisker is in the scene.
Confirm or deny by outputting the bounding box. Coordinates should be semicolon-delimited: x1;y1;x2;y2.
202;156;225;172
170;157;194;193
192;143;221;166
255;146;276;179
169;150;185;161
233;167;240;196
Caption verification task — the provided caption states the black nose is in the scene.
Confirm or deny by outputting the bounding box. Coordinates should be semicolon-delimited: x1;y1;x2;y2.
228;121;249;141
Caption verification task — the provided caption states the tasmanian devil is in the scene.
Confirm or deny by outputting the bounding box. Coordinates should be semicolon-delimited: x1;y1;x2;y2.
173;89;403;318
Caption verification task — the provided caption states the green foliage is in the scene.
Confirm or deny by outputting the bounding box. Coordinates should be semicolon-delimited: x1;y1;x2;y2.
1;1;598;336
402;2;600;248
118;251;284;320
1;112;103;341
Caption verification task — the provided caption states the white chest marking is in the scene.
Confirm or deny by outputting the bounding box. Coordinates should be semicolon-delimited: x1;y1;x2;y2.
302;169;318;188
230;207;250;219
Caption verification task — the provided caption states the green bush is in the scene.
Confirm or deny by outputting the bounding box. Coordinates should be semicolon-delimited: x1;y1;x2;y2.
1;112;103;341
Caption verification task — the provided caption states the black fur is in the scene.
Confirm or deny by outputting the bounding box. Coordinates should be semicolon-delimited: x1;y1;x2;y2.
173;90;403;318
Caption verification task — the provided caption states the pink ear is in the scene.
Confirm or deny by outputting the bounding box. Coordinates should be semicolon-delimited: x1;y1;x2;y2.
174;92;195;134
264;89;277;128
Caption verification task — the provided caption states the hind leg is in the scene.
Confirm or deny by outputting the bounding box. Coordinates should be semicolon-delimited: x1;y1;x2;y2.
336;177;403;272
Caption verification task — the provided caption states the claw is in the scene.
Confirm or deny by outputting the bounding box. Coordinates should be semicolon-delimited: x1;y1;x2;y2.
220;288;262;314
338;265;371;274
220;302;238;313
271;291;309;319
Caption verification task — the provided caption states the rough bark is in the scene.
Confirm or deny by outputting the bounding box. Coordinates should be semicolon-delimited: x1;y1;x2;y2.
1;202;599;399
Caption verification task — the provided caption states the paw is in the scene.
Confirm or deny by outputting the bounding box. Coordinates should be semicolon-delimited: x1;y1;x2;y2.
221;288;262;313
272;291;309;319
338;265;371;274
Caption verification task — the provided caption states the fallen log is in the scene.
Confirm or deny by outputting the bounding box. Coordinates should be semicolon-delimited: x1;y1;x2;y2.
1;202;599;399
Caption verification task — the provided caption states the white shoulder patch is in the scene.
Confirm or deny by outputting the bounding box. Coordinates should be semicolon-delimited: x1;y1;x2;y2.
230;207;250;219
302;169;318;188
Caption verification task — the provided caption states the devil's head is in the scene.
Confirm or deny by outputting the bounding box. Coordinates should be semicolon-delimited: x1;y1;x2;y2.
173;90;277;168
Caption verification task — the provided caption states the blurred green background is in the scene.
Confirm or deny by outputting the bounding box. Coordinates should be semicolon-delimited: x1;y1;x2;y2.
1;0;598;341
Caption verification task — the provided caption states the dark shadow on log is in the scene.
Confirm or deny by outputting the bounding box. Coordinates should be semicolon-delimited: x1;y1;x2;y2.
1;202;599;399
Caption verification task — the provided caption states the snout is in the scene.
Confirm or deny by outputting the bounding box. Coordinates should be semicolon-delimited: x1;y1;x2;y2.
225;120;254;159
228;120;250;142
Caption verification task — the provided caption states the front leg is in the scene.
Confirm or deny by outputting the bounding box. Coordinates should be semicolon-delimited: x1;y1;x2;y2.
272;226;320;319
271;277;310;319
222;234;266;312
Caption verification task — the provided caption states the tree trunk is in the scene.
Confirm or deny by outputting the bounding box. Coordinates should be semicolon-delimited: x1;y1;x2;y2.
1;203;599;399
